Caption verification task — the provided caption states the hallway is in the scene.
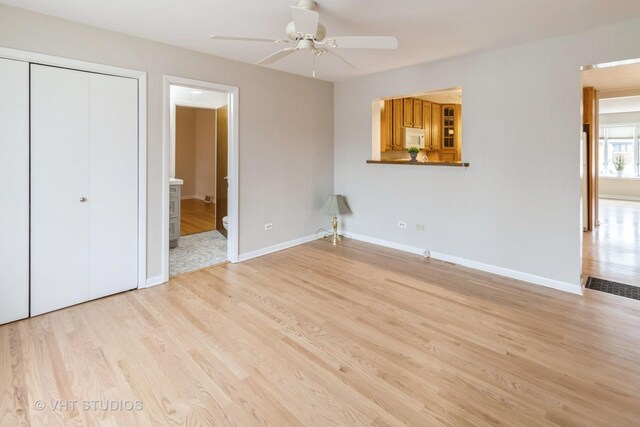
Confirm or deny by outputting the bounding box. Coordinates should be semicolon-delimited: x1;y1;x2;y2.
583;199;640;287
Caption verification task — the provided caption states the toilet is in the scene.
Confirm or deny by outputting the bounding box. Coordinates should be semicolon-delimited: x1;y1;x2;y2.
222;216;229;231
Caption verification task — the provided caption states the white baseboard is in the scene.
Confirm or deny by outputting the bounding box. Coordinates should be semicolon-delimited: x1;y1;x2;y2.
346;232;582;295
600;194;640;202
144;275;166;288
346;233;427;256
238;234;321;262
180;195;196;200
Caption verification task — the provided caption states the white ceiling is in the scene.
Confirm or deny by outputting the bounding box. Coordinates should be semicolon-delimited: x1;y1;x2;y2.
583;61;640;92
416;88;462;105
600;96;640;114
3;0;640;82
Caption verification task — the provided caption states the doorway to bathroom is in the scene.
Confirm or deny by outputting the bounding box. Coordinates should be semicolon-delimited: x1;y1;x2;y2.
162;76;239;280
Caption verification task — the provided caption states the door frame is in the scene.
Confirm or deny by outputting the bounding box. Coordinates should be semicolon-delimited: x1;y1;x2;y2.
162;75;240;282
0;46;148;289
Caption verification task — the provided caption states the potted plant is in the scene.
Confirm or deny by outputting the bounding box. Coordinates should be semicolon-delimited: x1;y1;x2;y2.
407;146;420;162
613;154;626;176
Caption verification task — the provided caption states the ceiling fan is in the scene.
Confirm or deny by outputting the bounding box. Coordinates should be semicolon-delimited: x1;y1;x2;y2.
210;0;398;78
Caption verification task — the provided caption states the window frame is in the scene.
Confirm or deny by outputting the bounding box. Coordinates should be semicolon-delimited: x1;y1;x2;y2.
598;123;640;178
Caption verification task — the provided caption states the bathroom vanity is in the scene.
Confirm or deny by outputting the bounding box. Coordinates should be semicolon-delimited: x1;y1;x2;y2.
169;178;183;248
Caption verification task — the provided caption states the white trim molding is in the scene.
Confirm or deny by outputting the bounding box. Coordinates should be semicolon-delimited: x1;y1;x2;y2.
0;46;148;290
238;235;321;262
162;75;240;283
600;194;640;202
346;232;583;295
146;275;165;288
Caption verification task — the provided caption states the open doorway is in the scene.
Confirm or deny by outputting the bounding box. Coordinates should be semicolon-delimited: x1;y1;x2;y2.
581;60;640;292
162;77;239;281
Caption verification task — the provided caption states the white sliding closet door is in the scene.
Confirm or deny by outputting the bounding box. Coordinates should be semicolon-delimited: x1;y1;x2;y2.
31;65;138;316
0;58;29;325
88;73;139;299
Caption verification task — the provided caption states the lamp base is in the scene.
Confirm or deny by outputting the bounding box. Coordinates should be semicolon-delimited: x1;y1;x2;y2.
330;215;342;246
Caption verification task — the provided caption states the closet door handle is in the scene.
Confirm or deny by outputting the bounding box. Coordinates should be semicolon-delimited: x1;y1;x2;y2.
79;197;87;202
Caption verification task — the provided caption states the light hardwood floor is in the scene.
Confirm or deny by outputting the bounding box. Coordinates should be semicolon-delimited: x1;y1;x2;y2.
2;239;640;426
583;199;640;286
181;198;216;236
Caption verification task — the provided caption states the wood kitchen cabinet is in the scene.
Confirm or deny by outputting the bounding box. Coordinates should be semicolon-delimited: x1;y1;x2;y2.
413;99;423;128
403;98;413;127
380;99;393;152
378;94;462;160
441;104;461;161
393;98;404;149
431;103;442;150
422;101;432;149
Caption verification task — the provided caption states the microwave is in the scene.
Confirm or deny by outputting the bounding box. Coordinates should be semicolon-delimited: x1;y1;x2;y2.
404;128;425;149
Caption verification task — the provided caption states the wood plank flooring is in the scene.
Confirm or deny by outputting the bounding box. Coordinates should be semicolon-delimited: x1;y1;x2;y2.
583;199;640;286
2;238;640;426
181;198;216;236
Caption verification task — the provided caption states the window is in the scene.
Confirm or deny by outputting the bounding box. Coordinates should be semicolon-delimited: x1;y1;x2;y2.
599;124;640;177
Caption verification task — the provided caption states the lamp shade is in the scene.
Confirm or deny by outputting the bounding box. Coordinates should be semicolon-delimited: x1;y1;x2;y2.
323;194;351;215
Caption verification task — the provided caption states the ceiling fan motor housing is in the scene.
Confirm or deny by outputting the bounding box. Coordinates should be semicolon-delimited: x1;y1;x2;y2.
287;22;326;42
287;0;324;42
297;0;316;10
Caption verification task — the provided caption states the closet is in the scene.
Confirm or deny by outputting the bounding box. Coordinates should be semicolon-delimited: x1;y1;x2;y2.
0;59;140;323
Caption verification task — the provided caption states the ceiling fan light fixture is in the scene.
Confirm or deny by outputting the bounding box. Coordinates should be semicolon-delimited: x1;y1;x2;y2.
208;0;398;76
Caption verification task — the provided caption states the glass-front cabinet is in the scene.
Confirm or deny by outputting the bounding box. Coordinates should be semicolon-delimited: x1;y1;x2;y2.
442;105;455;148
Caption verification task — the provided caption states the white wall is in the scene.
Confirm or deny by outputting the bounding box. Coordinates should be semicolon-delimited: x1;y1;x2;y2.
334;17;640;292
600;178;640;201
0;4;334;280
600;111;640;124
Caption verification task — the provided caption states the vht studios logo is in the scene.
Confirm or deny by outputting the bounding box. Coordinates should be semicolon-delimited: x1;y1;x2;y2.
35;400;143;412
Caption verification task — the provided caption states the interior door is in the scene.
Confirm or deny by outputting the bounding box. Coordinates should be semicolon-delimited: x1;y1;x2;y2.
31;65;138;316
0;58;29;325
31;65;91;315
216;106;228;238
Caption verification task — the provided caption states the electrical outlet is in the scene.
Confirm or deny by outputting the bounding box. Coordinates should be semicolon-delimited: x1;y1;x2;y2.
265;223;273;231
416;224;425;231
398;221;407;229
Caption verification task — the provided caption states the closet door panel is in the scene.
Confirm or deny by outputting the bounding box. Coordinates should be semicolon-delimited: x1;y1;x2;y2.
0;58;29;325
88;73;138;299
31;65;90;316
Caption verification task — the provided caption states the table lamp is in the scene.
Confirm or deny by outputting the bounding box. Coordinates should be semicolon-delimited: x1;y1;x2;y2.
322;194;351;245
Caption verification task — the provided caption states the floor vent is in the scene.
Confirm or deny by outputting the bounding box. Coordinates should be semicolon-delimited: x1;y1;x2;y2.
585;277;640;301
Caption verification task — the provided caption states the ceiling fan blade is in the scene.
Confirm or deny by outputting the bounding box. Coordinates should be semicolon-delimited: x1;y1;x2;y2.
210;35;289;44
327;49;355;69
327;36;398;49
290;6;319;37
258;48;297;65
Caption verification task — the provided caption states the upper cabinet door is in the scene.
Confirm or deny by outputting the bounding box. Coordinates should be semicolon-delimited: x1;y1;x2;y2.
442;104;456;149
422;101;432;149
454;104;462;160
413;99;423;128
393;98;404;149
431;103;442;150
380;99;393;152
31;64;91;316
403;98;413;127
0;58;29;325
